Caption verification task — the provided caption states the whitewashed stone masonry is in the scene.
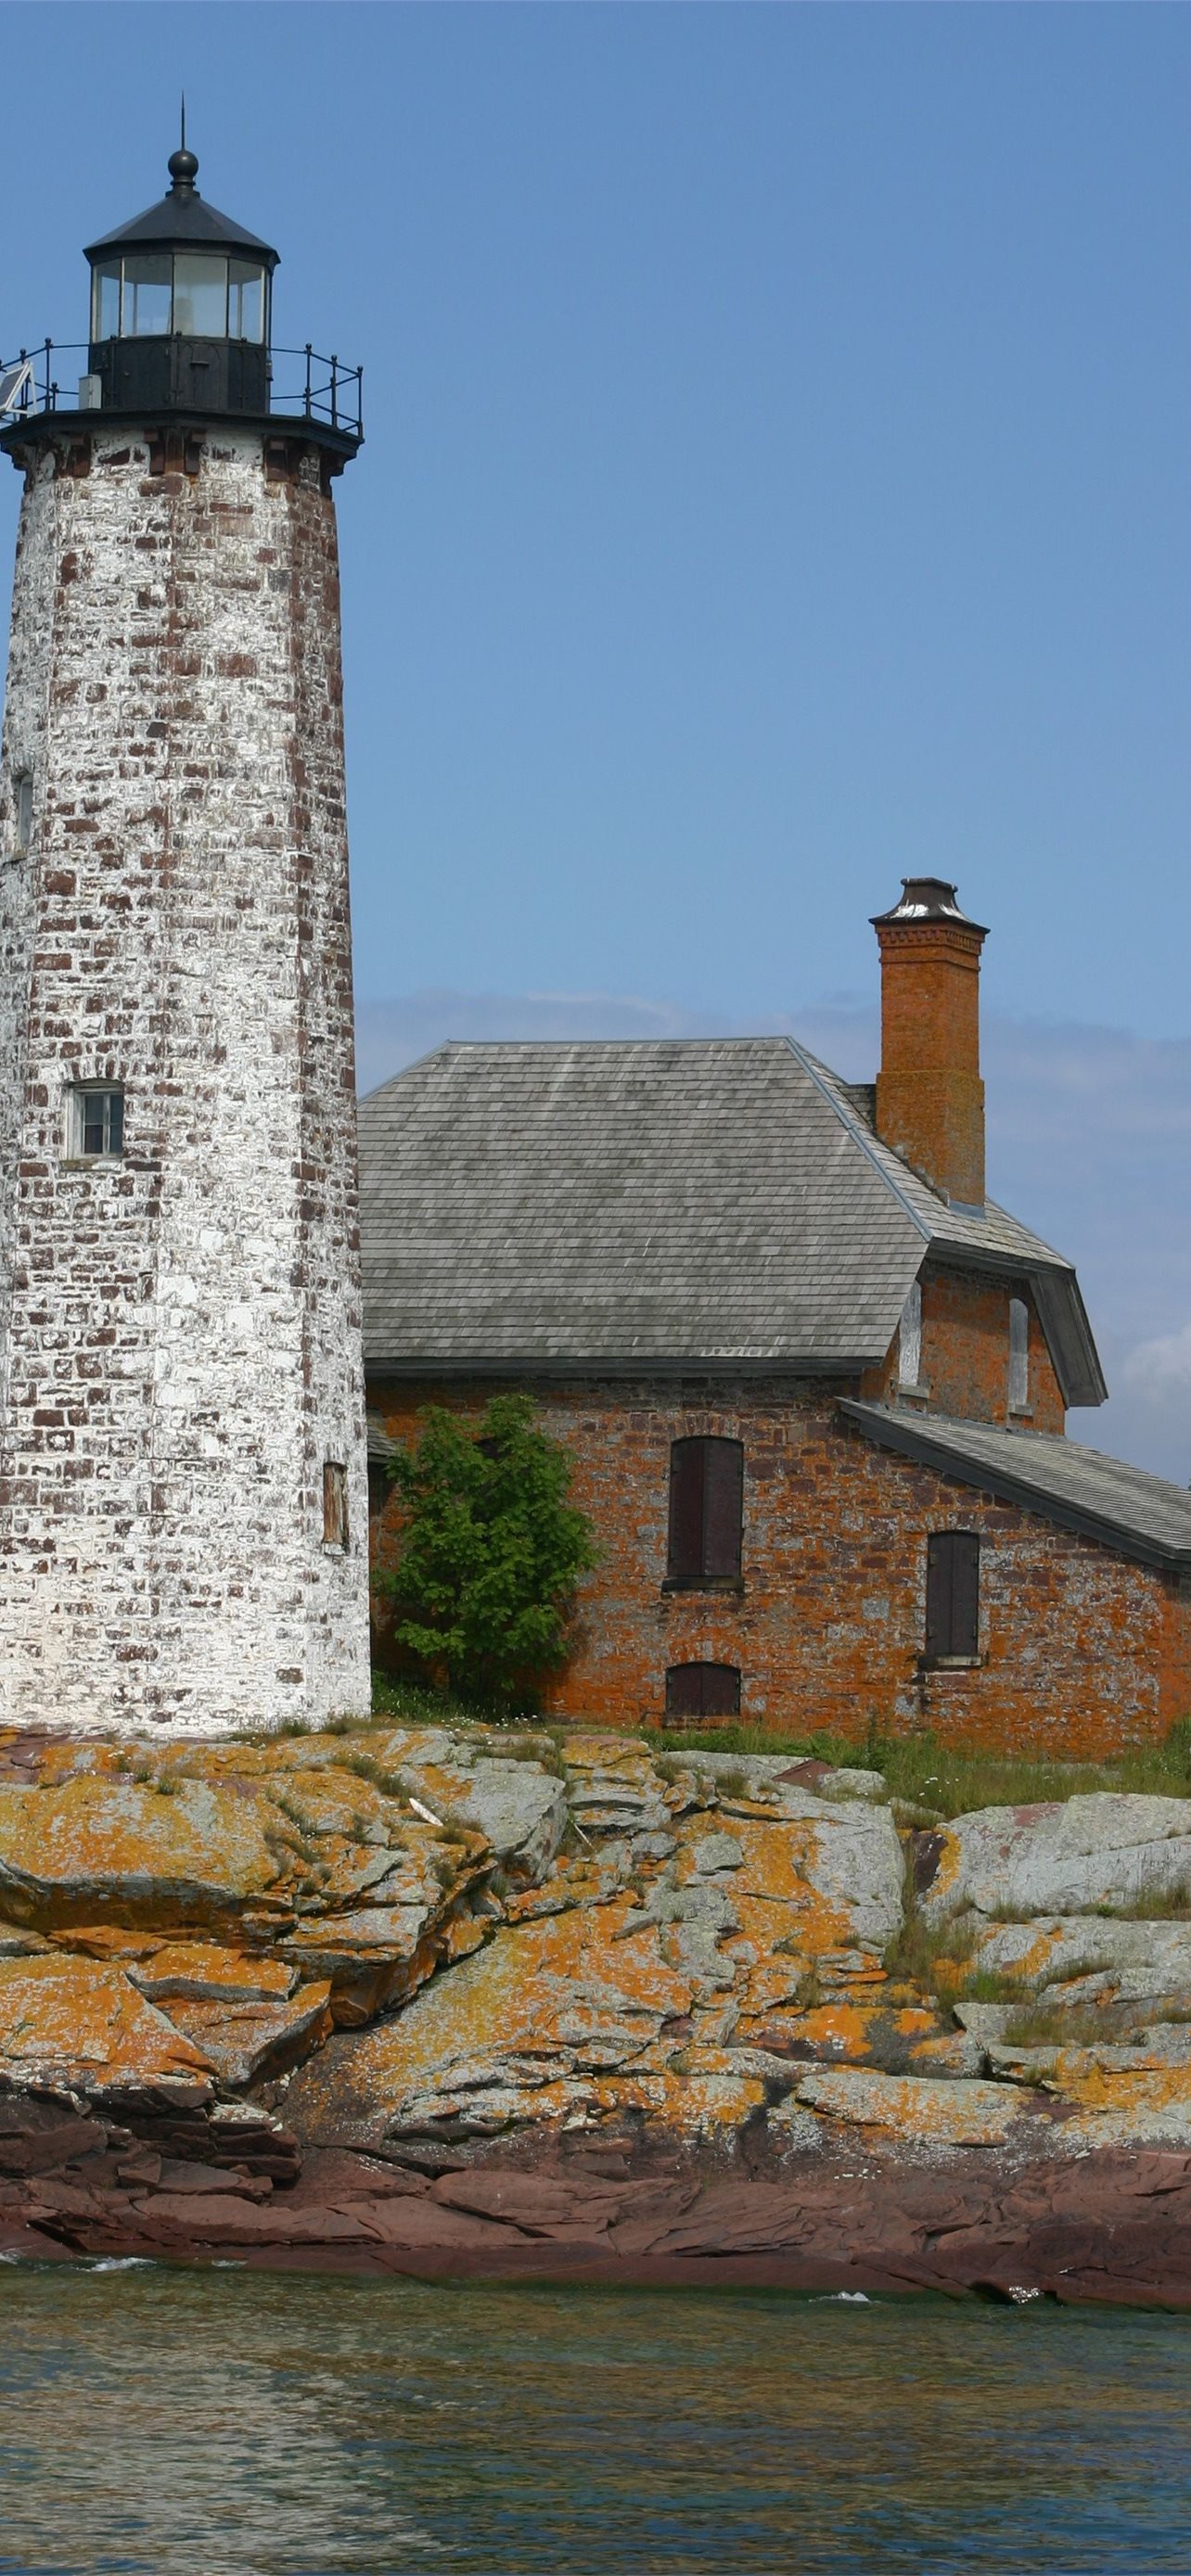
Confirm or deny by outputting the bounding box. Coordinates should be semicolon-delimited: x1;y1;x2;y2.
0;419;371;1728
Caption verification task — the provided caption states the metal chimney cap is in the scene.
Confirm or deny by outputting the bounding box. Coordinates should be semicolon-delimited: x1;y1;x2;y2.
871;876;989;935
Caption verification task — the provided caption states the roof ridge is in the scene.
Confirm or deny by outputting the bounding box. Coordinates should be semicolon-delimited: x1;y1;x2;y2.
783;1037;933;1245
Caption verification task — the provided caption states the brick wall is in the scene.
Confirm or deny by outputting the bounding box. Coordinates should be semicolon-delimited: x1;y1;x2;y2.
0;420;370;1730
874;913;986;1205
368;1375;1188;1760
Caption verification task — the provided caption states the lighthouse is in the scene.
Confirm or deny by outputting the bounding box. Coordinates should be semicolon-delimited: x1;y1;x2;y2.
0;142;370;1730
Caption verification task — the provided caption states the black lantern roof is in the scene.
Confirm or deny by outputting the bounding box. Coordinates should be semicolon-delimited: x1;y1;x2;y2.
1;133;361;455
84;147;278;269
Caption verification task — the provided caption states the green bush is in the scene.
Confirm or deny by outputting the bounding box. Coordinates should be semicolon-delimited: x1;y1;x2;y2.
375;1394;596;1713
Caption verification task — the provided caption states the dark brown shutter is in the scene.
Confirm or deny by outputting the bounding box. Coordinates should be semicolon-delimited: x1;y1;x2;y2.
323;1461;348;1550
665;1662;703;1718
665;1662;742;1720
703;1439;744;1580
950;1533;980;1658
669;1436;743;1582
926;1532;980;1660
668;1440;705;1581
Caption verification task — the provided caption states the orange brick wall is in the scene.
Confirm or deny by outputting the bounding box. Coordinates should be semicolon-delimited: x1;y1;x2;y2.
874;919;986;1205
367;1376;1189;1762
861;1267;1065;1433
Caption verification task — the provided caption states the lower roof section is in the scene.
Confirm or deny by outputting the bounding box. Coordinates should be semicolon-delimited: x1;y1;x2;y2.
839;1401;1191;1573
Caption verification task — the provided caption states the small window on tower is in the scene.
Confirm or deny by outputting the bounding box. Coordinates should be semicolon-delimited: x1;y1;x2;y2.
1008;1297;1030;1413
12;771;32;856
67;1087;123;1160
323;1462;349;1551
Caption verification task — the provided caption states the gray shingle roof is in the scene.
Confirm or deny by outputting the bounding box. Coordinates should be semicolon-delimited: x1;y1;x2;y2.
840;1402;1191;1568
366;1411;397;1466
358;1036;1106;1404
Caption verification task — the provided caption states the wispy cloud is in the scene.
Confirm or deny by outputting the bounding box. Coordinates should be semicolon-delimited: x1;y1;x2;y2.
355;991;1191;1487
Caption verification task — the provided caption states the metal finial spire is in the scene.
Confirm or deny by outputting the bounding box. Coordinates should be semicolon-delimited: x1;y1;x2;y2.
168;96;198;196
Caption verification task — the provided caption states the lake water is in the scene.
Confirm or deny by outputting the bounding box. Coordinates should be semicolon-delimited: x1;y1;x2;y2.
0;2264;1187;2574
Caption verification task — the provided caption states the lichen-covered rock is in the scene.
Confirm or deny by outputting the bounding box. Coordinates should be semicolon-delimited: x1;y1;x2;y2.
793;2065;1038;2147
0;1776;287;1930
981;2025;1191;2148
559;1733;673;1837
0;1956;212;2095
125;1944;297;2004
160;1982;334;2086
916;1795;1191;1925
285;1896;698;2144
277;1902;453;2027
296;1729;568;1885
3;1723;1190;2187
969;1914;1191;2009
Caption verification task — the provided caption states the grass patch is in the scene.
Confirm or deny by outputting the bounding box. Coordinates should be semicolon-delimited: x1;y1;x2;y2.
1088;1881;1191;1922
339;1752;409;1804
273;1788;320;1838
882;1894;1029;2007
882;1898;980;1992
239;1686;1191;1825
645;1718;1191;1817
495;1734;567;1779
1001;2000;1115;2050
871;1726;1191;1820
368;1671;515;1731
649;1725;818;1761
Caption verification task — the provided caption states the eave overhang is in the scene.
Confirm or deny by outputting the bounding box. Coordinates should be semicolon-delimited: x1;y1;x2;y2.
839;1399;1191;1574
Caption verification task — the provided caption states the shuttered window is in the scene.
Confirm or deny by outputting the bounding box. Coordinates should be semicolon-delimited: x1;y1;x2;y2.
667;1437;744;1584
665;1662;742;1721
925;1532;980;1664
323;1461;349;1551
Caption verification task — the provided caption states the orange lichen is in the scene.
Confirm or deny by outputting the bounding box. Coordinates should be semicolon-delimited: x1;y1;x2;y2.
0;1955;212;2089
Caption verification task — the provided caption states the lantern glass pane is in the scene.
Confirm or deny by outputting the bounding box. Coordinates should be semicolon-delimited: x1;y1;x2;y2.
173;254;228;337
122;256;172;337
92;261;121;339
228;261;265;344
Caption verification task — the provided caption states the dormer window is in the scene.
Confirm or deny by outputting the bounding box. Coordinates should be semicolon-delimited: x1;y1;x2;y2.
897;1278;923;1391
1008;1296;1030;1413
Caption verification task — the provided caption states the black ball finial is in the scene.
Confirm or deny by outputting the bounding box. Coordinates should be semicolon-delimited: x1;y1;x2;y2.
168;145;199;195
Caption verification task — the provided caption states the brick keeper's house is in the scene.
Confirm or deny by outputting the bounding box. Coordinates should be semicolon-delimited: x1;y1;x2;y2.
359;880;1191;1759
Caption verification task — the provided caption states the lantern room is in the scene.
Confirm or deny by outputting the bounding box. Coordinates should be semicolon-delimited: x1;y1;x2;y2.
83;144;278;418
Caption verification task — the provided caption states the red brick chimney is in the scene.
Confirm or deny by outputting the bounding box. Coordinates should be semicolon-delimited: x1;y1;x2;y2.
871;877;989;1208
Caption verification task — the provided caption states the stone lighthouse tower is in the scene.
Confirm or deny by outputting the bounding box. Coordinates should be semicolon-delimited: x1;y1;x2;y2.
0;142;370;1730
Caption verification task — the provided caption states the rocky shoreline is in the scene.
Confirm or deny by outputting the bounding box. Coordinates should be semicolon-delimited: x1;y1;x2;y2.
4;1719;1191;2305
5;2093;1191;2304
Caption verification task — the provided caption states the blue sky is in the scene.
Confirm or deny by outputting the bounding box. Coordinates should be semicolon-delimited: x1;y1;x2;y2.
3;4;1191;1473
